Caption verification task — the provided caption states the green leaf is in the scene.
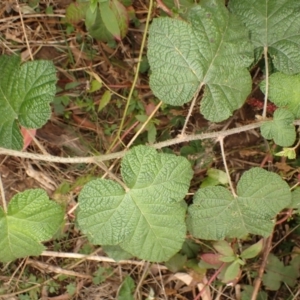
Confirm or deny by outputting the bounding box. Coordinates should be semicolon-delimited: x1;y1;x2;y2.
65;2;88;24
86;0;128;42
187;168;291;240
102;245;132;261
0;55;57;150
89;79;102;93
0;189;64;262
219;256;236;263
262;254;285;290
118;276;135;300
98;90;111;112
201;168;228;188
147;1;253;122
275;147;296;159
165;253;187;272
260;73;300;118
290;188;300;209
229;0;300;74
241;239;263;259
212;240;234;257
99;1;121;40
241;285;268;300
77;145;193;262
260;108;296;147
223;260;240;283
181;239;201;259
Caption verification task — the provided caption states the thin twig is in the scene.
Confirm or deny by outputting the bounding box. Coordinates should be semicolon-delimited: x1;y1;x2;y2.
40;251;167;269
110;0;154;151
181;83;204;135
16;0;33;61
126;101;162;148
262;46;269;118
0;173;7;213
218;136;237;197
250;233;273;300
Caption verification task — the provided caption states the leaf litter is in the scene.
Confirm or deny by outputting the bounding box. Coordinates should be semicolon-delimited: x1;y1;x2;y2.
0;0;300;299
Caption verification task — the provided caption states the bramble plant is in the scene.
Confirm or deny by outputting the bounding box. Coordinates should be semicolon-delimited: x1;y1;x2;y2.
0;3;300;299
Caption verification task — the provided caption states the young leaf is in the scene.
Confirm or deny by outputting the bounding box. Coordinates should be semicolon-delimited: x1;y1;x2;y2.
147;0;253;122
212;240;234;257
200;253;222;268
77;145;193;262
98;90;111;112
0;55;56;150
260;108;296;147
262;254;285;290
240;239;263;259
0;189;64;262
118;275;135;300
275;147;296;160
260;73;300;118
222;260;240;283
187;168;291;240
229;0;300;74
99;1;121;40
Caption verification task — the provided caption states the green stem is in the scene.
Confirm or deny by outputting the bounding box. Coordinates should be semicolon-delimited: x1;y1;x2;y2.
108;0;154;152
218;136;237;197
262;46;269;118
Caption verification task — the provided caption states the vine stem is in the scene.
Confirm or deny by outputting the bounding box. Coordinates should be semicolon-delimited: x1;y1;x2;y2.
1;120;300;164
262;46;269;118
218;136;237;197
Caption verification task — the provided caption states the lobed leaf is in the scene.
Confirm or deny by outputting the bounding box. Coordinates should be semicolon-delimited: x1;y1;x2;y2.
260;108;296;147
0;189;64;262
187;168;291;240
0;55;56;150
77;145;193;262
260;73;300;118
229;0;300;74
147;0;253;122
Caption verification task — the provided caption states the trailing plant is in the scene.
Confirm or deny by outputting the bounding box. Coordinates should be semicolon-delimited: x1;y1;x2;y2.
0;4;300;300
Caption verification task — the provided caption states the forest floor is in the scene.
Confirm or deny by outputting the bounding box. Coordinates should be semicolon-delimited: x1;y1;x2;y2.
0;0;300;300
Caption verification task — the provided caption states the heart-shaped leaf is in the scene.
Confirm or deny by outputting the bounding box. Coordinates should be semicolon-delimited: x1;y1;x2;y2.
260;108;296;147
187;168;291;240
0;189;64;262
229;0;300;74
0;55;56;150
77;145;193;262
147;0;253;122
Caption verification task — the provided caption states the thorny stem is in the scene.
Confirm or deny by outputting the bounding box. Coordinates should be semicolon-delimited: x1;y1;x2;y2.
262;46;269;119
1;120;300;164
218;136;237;197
